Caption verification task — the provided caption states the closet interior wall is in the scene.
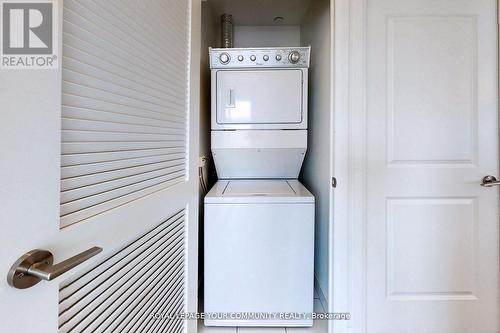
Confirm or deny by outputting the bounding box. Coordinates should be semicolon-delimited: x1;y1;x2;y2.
198;0;218;299
300;0;332;310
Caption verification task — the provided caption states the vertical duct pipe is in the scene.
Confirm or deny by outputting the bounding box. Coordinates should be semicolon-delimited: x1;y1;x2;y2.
221;14;233;48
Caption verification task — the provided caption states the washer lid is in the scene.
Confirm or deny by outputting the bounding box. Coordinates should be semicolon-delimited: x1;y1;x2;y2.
223;179;295;196
205;180;314;204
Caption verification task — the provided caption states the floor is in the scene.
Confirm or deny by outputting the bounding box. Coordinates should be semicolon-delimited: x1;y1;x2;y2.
198;289;328;333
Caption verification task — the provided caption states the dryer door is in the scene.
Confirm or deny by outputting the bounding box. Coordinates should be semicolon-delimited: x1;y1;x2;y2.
214;69;306;129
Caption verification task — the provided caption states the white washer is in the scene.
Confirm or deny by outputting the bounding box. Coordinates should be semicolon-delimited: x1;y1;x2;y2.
209;47;311;180
204;180;315;327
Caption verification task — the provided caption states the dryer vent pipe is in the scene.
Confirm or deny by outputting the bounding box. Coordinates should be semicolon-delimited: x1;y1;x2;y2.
221;14;233;48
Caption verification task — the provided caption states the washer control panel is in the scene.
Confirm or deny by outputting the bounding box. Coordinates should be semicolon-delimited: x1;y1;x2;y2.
210;47;310;69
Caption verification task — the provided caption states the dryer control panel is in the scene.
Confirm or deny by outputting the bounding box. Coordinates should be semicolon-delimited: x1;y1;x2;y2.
210;46;310;69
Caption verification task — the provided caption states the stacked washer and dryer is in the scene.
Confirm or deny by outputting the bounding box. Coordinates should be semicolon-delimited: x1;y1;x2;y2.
204;47;314;327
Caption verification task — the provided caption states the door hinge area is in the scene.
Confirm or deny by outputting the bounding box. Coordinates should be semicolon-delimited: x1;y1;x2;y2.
331;177;337;188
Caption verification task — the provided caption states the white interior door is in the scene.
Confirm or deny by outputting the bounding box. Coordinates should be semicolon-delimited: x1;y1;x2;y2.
0;0;200;332
363;0;499;332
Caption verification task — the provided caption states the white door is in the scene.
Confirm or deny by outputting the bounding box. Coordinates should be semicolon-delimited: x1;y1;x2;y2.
0;0;200;332
362;0;498;332
214;69;306;129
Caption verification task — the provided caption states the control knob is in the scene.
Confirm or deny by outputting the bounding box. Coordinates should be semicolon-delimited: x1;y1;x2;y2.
219;52;230;64
263;55;269;61
288;51;301;63
250;55;256;61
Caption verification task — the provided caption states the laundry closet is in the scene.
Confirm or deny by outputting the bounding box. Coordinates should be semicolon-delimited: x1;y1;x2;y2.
198;0;333;330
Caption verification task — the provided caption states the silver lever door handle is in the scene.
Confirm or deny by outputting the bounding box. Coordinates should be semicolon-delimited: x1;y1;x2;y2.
481;175;500;187
7;247;102;289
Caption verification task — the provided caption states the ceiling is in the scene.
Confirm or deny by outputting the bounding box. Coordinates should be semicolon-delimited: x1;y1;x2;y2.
206;0;313;26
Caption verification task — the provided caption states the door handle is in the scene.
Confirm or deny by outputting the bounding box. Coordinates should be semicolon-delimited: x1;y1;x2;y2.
228;88;235;107
481;175;500;187
7;246;102;289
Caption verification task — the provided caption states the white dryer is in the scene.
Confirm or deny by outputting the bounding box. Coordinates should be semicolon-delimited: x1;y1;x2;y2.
209;47;310;179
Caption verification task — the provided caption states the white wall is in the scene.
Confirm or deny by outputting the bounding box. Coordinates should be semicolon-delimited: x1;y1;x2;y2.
300;0;331;307
234;25;301;47
199;1;218;289
200;2;218;187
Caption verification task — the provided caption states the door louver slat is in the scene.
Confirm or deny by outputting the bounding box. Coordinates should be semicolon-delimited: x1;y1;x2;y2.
61;159;186;191
62;92;187;124
61;0;189;227
61;148;185;166
62;118;186;134
61;152;186;177
59;210;186;333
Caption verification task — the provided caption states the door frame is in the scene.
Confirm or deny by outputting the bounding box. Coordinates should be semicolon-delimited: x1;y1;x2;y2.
328;1;500;332
188;0;201;332
329;0;367;332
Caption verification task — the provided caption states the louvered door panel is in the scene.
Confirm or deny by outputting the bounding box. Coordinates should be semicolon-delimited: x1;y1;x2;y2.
59;210;186;333
61;0;190;227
